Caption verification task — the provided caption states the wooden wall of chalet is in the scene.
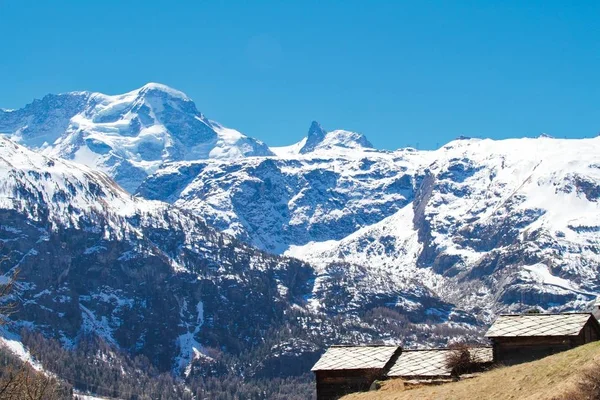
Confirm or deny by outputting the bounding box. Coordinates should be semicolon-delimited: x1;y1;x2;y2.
315;369;383;400
492;321;600;366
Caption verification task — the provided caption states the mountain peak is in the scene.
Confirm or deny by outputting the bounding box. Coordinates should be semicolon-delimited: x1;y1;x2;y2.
0;84;273;193
300;121;327;153
135;82;191;101
322;129;373;149
308;120;325;135
299;121;373;154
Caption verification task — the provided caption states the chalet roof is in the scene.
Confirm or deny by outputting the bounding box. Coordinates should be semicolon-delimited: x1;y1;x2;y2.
386;348;493;378
485;313;594;338
311;345;400;371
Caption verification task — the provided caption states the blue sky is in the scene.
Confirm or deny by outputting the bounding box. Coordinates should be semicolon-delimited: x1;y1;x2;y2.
1;0;599;149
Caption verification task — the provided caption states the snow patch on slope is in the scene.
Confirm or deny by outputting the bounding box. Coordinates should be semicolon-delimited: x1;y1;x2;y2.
520;264;596;296
270;137;307;157
175;300;210;376
0;328;43;371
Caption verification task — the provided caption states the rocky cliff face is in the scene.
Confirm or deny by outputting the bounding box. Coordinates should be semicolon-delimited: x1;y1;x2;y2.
138;147;422;254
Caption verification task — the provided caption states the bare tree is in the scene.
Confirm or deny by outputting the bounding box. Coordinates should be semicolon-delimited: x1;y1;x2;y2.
444;343;484;377
0;365;61;400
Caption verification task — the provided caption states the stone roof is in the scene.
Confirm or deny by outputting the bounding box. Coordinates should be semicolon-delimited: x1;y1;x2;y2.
311;345;400;371
485;313;593;338
386;348;493;378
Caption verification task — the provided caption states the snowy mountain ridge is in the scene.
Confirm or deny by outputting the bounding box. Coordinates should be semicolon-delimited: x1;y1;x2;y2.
270;121;375;157
0;84;385;193
138;141;424;253
2;82;600;327
140;134;600;320
287;136;600;319
0;83;273;192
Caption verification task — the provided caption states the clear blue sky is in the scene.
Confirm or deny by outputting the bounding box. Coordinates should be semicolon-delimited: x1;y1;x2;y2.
1;0;599;149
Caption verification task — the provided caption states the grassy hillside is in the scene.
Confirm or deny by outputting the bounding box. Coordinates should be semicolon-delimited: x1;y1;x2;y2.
342;341;600;400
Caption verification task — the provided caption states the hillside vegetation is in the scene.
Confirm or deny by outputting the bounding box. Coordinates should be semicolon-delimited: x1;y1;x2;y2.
343;341;600;400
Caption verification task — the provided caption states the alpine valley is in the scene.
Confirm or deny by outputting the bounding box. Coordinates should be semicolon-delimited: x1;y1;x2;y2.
0;84;599;398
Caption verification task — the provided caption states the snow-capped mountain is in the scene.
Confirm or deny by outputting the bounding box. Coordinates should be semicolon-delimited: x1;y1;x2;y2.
2;82;600;351
138;122;422;253
0;137;473;383
140;131;600;319
292;136;600;319
0;135;309;374
6;81;600;396
4;81;600;393
0;83;272;192
271;121;375;157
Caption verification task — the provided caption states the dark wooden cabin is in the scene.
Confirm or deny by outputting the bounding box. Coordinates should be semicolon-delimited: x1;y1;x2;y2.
485;313;600;365
311;345;401;400
386;347;493;385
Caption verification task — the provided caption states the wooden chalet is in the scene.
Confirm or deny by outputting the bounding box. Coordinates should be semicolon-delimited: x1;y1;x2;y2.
386;347;493;385
485;313;600;365
311;345;401;400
